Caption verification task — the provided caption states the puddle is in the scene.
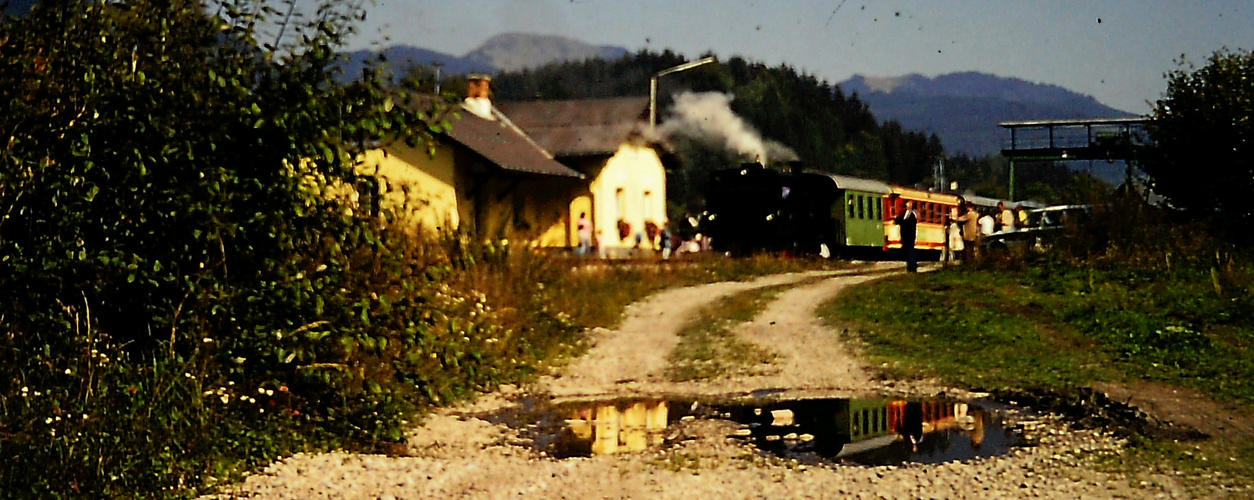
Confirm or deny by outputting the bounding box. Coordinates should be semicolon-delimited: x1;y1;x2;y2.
485;395;1019;465
713;398;1017;466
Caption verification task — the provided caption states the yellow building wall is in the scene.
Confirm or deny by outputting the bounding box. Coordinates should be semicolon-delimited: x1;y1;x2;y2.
351;141;664;253
589;144;667;252
356;145;461;235
468;174;580;247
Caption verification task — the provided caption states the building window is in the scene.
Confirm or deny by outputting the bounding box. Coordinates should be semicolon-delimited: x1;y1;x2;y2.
642;190;653;221
615;188;627;220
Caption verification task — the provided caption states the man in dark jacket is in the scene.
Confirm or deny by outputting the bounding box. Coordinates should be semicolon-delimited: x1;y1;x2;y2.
896;199;919;272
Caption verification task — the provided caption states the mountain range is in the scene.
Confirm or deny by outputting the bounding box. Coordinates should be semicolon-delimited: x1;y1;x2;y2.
348;33;1136;158
341;33;628;80
839;73;1136;157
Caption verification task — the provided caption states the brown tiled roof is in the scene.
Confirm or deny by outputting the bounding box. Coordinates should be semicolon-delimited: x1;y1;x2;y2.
496;97;650;157
442;105;584;178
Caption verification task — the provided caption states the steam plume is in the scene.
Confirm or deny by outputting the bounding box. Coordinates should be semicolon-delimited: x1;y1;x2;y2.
660;91;798;164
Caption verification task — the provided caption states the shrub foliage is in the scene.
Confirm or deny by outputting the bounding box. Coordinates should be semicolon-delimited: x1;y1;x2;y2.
0;1;542;497
1144;49;1254;234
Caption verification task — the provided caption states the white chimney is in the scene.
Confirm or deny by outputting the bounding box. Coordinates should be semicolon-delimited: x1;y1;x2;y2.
462;74;495;121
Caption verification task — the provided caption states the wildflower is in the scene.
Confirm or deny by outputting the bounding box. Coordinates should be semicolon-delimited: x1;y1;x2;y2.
82;414;88;420
219;394;229;404
184;372;194;379
258;387;266;395
202;338;214;343
45;417;53;424
64;368;72;375
278;385;289;393
265;389;274;396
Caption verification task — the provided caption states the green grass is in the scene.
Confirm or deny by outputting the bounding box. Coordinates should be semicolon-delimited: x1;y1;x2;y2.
819;255;1254;488
821;270;1120;390
667;283;792;382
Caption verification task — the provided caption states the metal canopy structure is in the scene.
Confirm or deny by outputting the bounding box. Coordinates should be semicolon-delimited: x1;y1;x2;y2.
999;117;1148;199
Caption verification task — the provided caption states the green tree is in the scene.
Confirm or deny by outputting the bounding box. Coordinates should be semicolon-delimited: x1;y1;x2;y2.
0;0;449;496
1143;49;1254;232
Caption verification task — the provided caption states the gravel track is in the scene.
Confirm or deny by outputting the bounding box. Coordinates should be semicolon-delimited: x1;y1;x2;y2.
210;264;1239;499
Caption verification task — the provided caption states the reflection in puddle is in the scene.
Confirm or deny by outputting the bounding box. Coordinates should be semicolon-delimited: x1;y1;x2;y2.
495;396;1017;465
718;398;1016;466
556;400;671;456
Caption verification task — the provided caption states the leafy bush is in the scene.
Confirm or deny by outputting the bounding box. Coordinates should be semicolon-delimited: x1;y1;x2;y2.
0;1;494;497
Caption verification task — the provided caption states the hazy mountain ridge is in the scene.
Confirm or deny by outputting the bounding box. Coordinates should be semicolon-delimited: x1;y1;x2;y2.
466;33;629;72
341;33;629;79
841;72;1136;156
343;33;1135;159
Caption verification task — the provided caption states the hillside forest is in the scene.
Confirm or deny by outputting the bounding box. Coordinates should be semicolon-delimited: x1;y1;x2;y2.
409;50;1100;218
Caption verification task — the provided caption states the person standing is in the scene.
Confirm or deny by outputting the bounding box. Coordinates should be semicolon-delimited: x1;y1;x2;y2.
576;212;592;256
945;206;963;264
997;202;1016;232
895;199;919;273
955;201;981;261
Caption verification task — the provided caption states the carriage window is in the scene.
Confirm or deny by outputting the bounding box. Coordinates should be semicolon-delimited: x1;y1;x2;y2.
847;197;855;218
875;199;882;221
857;196;865;219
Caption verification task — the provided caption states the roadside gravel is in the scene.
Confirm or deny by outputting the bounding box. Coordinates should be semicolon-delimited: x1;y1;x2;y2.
210;264;1244;499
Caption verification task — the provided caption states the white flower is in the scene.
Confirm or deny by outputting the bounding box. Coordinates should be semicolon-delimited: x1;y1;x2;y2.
258;387;266;395
202;338;214;343
64;368;72;375
219;395;229;404
264;389;274;396
45;417;53;424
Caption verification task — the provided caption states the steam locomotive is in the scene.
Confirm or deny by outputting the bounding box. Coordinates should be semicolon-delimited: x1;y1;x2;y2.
705;163;963;258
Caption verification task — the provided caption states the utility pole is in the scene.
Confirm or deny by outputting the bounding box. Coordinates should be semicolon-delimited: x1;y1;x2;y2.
933;158;946;192
433;61;444;95
650;56;718;130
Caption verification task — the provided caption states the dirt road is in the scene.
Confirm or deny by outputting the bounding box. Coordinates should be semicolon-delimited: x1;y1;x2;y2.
215;265;1215;499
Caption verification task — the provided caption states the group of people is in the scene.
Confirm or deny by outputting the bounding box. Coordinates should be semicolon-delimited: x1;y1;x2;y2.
575;212;701;259
894;198;1028;272
946;200;1027;262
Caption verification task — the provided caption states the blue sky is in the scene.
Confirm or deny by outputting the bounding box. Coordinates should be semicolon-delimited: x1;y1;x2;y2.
341;1;1253;114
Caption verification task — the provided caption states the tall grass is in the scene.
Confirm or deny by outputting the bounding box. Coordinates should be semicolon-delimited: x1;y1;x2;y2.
0;219;844;499
822;195;1254;487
